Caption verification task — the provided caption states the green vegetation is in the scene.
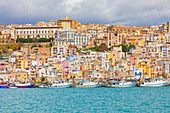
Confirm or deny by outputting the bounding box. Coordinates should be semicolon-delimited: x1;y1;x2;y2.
16;38;54;43
81;43;108;52
128;44;134;51
8;43;22;51
41;77;46;83
46;45;52;47
50;42;52;47
109;44;134;52
38;45;42;47
31;45;37;49
82;47;100;52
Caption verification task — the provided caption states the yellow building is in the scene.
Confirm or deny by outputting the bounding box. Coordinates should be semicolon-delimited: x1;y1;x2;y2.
57;17;74;29
16;58;31;69
39;55;48;65
108;53;114;63
136;61;156;79
53;63;62;70
68;71;83;79
12;72;29;81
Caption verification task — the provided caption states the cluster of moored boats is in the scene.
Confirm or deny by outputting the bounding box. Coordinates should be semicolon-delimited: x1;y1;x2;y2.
0;79;169;88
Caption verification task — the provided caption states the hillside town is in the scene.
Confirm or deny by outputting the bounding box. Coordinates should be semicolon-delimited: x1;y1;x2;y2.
0;17;170;84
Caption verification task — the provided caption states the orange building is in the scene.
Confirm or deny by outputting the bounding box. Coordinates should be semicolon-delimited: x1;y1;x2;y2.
38;47;52;56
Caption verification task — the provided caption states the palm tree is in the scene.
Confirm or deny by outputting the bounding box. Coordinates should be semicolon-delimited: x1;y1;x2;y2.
27;35;30;43
17;35;19;42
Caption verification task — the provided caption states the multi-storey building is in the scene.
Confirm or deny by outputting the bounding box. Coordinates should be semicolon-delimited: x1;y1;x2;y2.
52;45;67;57
158;22;170;32
16;58;31;69
107;25;142;34
54;29;91;48
124;35;145;47
57;17;74;29
12;26;59;40
38;47;52;56
0;34;11;44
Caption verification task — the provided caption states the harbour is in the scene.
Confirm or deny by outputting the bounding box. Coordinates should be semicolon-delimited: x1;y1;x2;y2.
0;87;169;112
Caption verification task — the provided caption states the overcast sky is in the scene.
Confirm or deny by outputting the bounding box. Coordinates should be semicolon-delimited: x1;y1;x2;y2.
0;0;170;26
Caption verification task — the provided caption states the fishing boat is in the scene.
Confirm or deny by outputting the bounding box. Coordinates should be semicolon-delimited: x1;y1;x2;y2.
50;82;72;88
76;82;102;88
10;83;34;88
140;79;168;87
105;81;136;88
0;82;10;88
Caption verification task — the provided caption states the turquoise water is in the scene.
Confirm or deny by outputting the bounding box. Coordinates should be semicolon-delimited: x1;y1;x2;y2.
0;87;170;113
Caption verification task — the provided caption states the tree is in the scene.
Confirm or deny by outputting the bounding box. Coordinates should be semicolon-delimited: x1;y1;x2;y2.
8;43;19;51
31;45;37;49
120;44;128;52
50;42;52;47
49;38;54;42
27;35;30;43
95;46;100;51
37;34;40;39
99;43;107;48
100;44;108;52
38;38;48;42
38;45;42;47
16;35;19;43
128;45;134;51
32;38;37;43
41;76;46;83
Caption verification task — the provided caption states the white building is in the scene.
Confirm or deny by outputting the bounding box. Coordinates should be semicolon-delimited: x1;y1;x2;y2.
12;26;59;40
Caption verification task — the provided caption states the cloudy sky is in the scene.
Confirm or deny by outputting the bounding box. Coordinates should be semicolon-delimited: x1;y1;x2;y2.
0;0;170;26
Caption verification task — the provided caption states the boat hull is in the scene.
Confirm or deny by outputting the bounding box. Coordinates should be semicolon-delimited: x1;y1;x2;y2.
140;82;168;87
10;84;34;88
0;85;9;88
76;84;102;88
105;82;136;88
50;83;72;88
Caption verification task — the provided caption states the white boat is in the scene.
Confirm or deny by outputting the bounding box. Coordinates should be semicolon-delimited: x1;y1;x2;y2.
76;82;102;88
38;84;48;88
10;83;34;88
15;83;30;86
140;79;168;87
50;82;72;88
106;81;136;88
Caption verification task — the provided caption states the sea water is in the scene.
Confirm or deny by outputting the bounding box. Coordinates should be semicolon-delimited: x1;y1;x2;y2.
0;87;169;113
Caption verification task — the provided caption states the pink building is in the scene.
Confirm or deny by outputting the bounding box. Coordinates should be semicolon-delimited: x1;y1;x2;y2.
61;60;71;78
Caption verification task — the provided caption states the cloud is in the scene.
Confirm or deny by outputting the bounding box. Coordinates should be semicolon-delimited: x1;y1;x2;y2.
0;0;169;26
